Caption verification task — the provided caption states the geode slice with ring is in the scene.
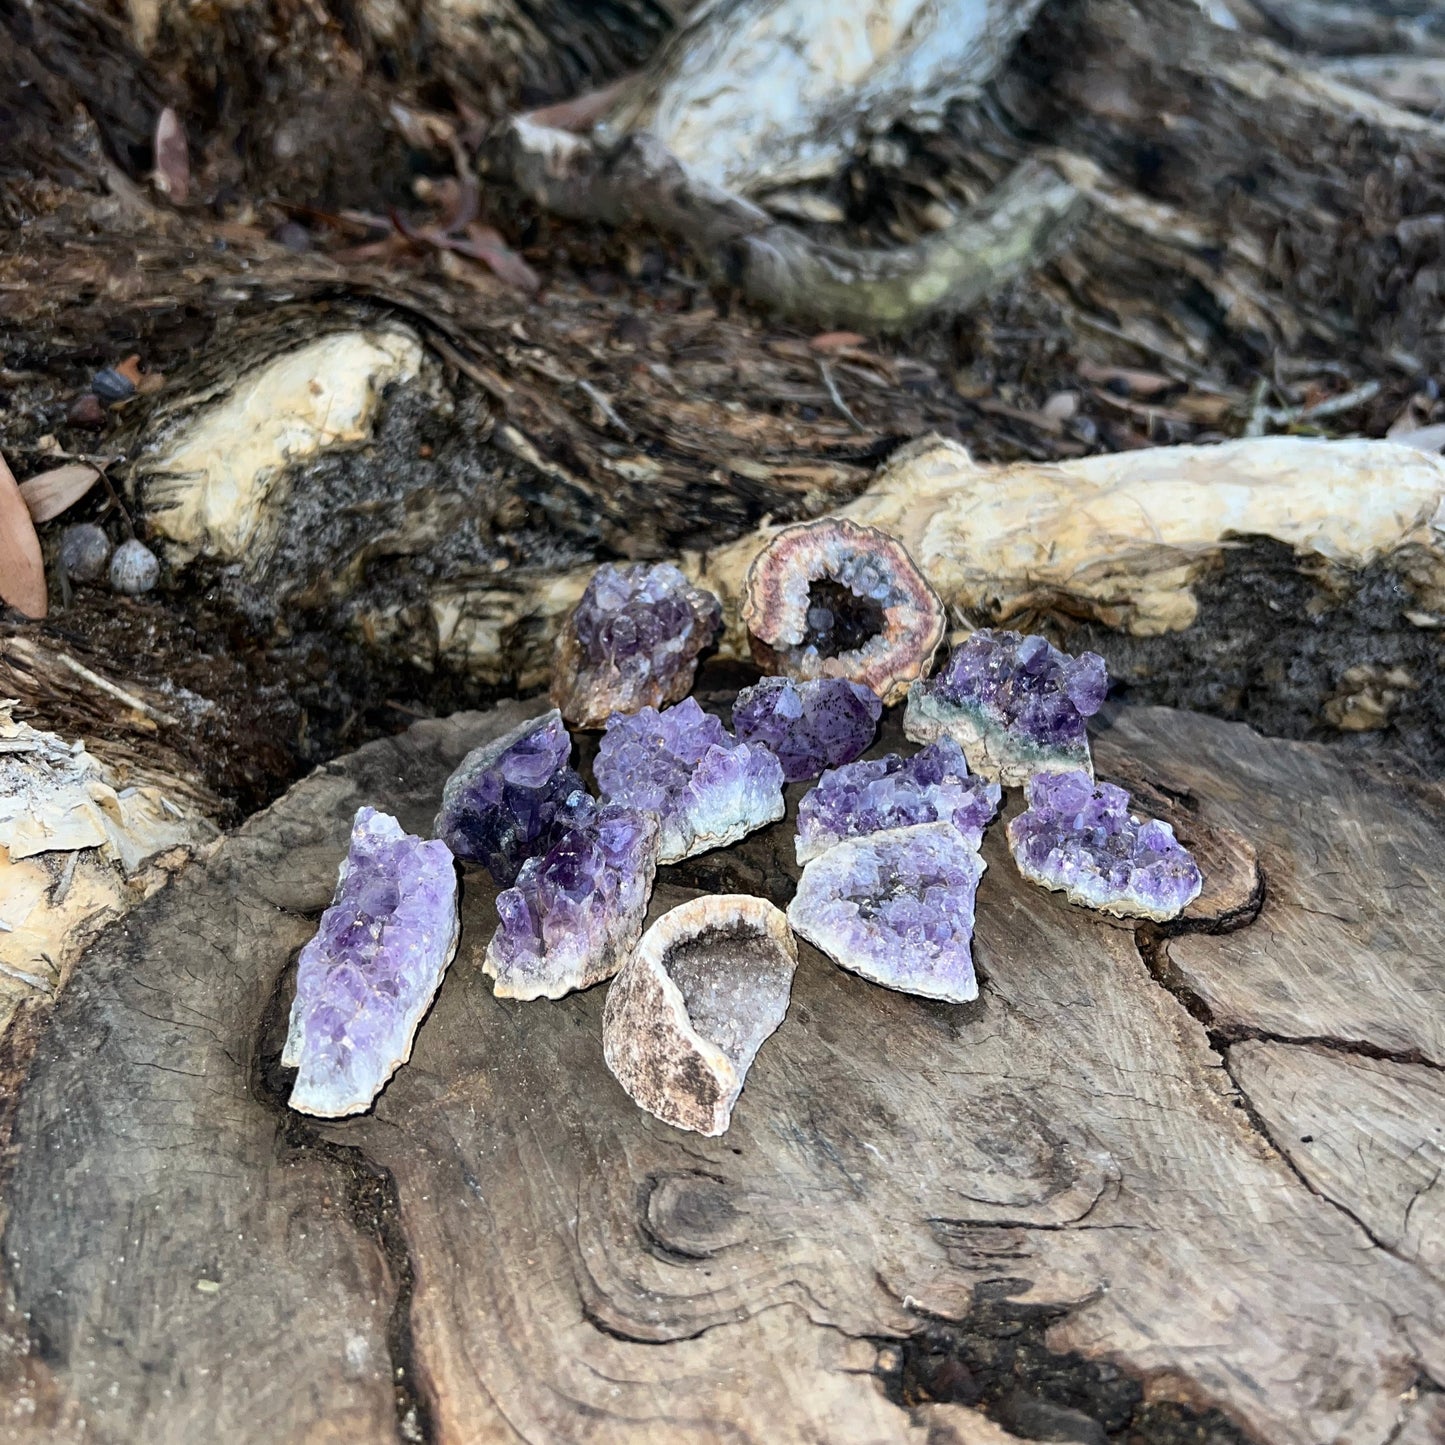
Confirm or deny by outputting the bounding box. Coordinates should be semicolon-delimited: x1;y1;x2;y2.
484;792;659;1000
795;736;1002;864
595;697;785;863
742;518;945;705
905;628;1107;785
1007;769;1203;921
732;674;882;783
433;709;585;886
551;561;723;728
284;807;460;1118
788;821;985;1003
603;895;798;1135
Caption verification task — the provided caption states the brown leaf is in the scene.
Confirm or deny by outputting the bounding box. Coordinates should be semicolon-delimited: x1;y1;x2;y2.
18;462;102;524
450;224;540;293
154;107;190;204
114;354;143;387
0;452;47;619
809;331;868;353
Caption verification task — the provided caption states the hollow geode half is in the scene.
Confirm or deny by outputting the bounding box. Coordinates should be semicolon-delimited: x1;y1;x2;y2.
551;562;723;728
602;895;798;1136
788;821;985;1003
741;518;945;705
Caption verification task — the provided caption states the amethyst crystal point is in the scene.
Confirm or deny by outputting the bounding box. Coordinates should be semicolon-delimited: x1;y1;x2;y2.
283;807;460;1118
1007;769;1203;921
603;895;798;1135
905;629;1108;786
484;792;659;1001
433;709;584;886
594;697;785;863
795;736;1002;864
551;562;723;728
732;675;882;783
788;821;985;1002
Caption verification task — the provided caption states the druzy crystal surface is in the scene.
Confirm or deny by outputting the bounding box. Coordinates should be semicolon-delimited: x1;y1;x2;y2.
905;629;1108;785
283;807;460;1117
1007;769;1203;921
732;675;882;783
552;562;723;728
595;697;785;863
795;737;1002;864
434;710;584;886
485;791;658;1000
787;821;985;1002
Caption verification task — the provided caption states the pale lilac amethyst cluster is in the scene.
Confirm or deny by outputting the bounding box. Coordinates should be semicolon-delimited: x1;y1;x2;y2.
788;822;985;1002
795;737;1001;864
485;792;659;1000
1007;770;1203;921
906;629;1108;785
283;807;460;1117
732;676;881;783
552;562;723;728
434;710;584;885
595;697;785;863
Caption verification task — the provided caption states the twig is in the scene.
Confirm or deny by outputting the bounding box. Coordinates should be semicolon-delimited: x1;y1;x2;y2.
1258;381;1382;428
816;360;865;432
52;652;179;726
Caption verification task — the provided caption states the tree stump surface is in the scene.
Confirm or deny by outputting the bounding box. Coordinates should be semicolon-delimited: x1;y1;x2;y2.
3;702;1443;1445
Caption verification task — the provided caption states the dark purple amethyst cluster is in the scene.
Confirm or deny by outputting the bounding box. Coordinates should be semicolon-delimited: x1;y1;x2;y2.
486;792;659;1000
1007;770;1202;921
551;563;722;728
732;676;881;783
906;629;1107;785
433;710;584;886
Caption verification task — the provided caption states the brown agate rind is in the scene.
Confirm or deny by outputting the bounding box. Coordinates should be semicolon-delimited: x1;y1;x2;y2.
741;518;945;705
602;895;797;1136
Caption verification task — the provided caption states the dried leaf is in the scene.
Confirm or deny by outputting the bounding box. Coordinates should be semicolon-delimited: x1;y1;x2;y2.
1077;360;1178;398
809;331;868;353
450;224;540;293
0;452;47;619
18;462;102;524
154;107;190;204
114;355;143;387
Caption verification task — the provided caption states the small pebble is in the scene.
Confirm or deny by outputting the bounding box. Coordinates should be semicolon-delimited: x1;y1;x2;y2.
59;523;112;584
67;393;106;427
110;538;160;595
91;367;136;403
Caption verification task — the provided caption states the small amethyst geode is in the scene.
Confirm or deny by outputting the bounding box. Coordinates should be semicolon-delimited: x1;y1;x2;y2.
732;675;881;783
595;698;785;864
434;710;584;886
905;629;1107;786
284;807;460;1117
552;562;723;728
1007;769;1203;921
795;737;1002;864
485;792;658;1000
788;822;985;1003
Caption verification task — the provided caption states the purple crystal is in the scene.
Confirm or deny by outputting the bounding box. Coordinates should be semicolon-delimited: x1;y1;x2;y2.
1006;769;1203;921
283;807;460;1117
595;697;785;863
485;792;659;1000
552;562;723;728
787;821;984;1002
433;710;585;886
905;629;1108;786
795;736;1002;864
732;676;882;783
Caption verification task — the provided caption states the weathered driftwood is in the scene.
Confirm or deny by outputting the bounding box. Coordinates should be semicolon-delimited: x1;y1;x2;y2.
3;699;1443;1444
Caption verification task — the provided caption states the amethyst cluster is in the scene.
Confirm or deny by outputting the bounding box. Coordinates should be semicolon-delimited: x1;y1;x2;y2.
1007;770;1202;921
486;792;659;1000
795;737;1000;863
788;822;985;1003
906;629;1108;786
434;710;584;885
283;807;460;1117
595;698;785;863
552;563;722;728
732;676;881;783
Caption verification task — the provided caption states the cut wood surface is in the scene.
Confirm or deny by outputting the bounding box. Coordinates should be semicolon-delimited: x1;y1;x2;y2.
3;701;1444;1445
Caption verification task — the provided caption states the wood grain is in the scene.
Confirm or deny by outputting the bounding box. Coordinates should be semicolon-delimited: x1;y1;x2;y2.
3;703;1443;1445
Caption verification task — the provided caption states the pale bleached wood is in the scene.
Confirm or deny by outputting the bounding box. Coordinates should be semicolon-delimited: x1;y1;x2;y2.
4;702;1444;1445
1227;1041;1445;1283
